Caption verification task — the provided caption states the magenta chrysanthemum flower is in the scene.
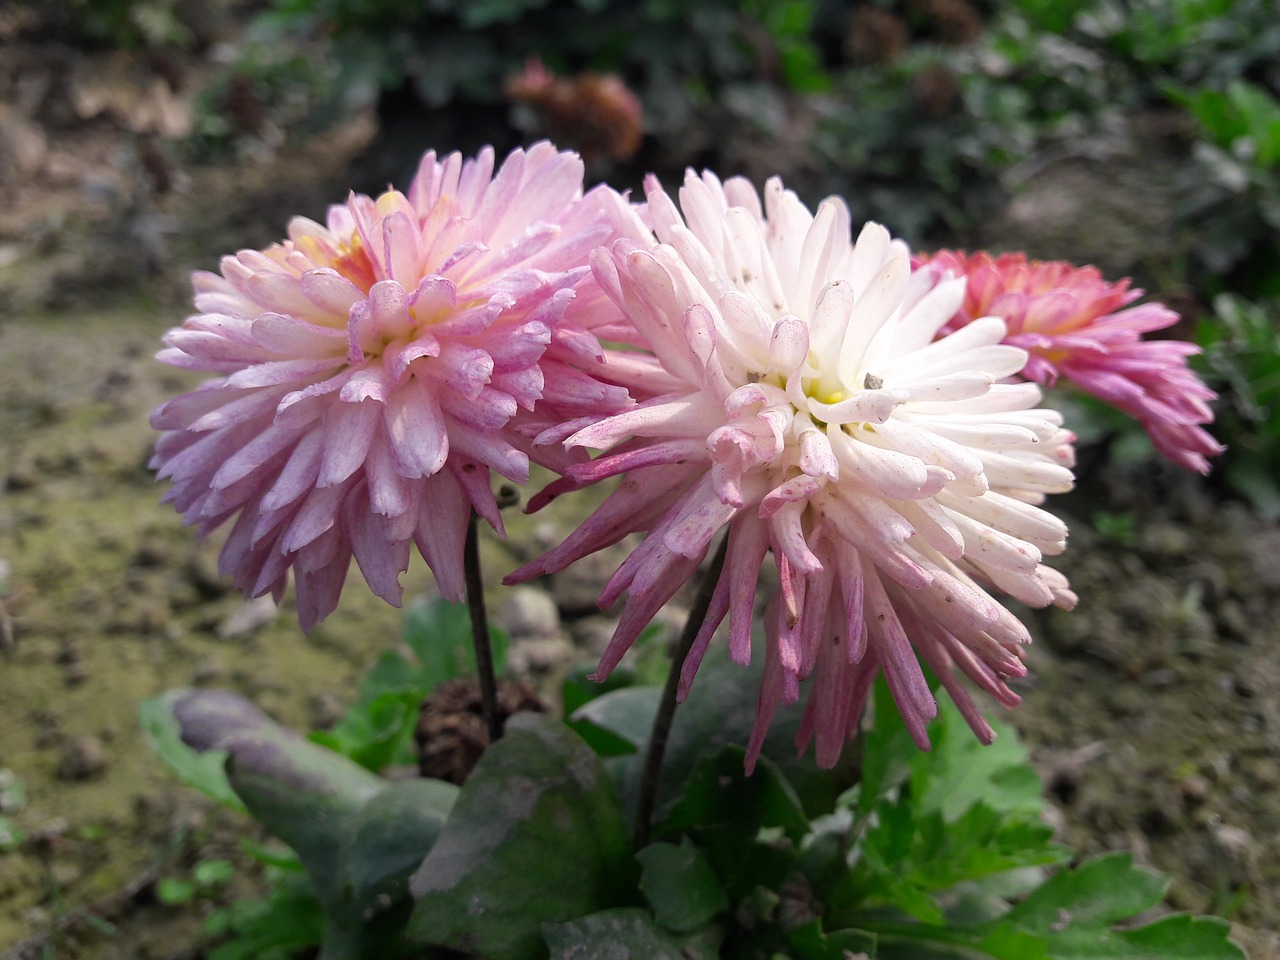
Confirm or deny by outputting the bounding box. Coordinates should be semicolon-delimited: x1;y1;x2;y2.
151;142;633;630
918;251;1223;474
510;171;1078;769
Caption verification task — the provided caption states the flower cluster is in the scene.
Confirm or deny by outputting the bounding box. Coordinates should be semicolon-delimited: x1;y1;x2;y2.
918;251;1224;474
152;143;1217;766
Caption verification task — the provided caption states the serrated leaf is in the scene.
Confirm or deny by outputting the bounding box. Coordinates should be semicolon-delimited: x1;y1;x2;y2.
1043;912;1244;959
542;908;723;960
140;691;245;812
1005;854;1168;932
787;919;879;960
912;695;1042;822
636;838;728;933
310;689;418;771
855;675;917;814
408;713;632;960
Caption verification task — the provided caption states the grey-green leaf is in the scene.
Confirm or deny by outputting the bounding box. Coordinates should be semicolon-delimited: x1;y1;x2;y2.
543;908;722;960
636;838;728;933
408;713;632;960
140;690;245;812
169;688;384;906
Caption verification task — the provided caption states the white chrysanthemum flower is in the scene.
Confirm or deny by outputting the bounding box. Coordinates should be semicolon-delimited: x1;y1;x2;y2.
510;170;1077;769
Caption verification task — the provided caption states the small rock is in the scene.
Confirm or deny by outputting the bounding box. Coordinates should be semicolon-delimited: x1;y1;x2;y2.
550;538;636;615
508;636;577;676
190;655;223;685
568;615;619;658
55;639;83;665
4;468;36;491
497;586;560;639
131;538;171;568
217;594;279;639
1177;774;1210;806
0;112;47;177
310;691;345;730
184;552;231;599
57;736;108;781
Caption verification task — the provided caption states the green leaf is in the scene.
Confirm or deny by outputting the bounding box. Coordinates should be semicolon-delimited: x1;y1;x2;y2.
194;859;235;889
341;778;458;911
172;689;452;960
205;870;325;960
571;685;660;752
656;747;809;903
139;691;245;812
912;693;1043;822
1041;912;1243;959
358;649;423;702
408;713;633;960
636;838;728;933
1005;853;1168;932
593;645;851;824
661;746;809;842
401;596;508;690
787;919;879;960
855;675;916;815
562;660;637;716
0;816;23;852
157;877;196;905
543;908;723;960
310;689;418;771
170;689;385;909
239;839;301;871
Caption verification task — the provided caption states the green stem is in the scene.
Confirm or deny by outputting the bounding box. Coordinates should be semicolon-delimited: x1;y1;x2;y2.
633;534;729;848
464;510;503;743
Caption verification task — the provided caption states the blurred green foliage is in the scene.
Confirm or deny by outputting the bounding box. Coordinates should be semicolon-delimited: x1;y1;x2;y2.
69;0;193;49
1197;294;1280;517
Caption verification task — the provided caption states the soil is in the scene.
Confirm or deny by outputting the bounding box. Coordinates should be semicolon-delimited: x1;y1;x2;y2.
1;10;1278;960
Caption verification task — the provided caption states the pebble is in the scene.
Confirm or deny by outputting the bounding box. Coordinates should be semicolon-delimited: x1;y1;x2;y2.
507;636;576;676
57;735;108;781
497;586;561;639
217;594;279;638
568;615;618;658
550;538;637;615
190;654;223;685
1177;774;1210;806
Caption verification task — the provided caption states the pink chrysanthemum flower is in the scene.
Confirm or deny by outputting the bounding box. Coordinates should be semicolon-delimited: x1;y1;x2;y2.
510;171;1078;769
151;142;633;630
918;251;1223;474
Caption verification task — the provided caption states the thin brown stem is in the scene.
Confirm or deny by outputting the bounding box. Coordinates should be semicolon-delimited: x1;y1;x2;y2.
464;510;503;743
633;533;730;848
